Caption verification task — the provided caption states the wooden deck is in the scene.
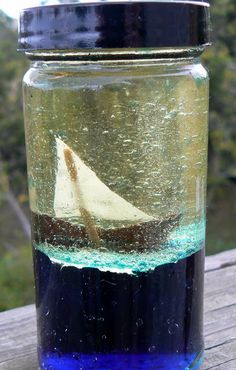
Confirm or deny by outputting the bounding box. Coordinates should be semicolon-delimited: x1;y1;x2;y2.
0;249;236;370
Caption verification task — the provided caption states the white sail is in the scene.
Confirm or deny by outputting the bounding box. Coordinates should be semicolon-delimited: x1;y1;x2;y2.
54;138;154;223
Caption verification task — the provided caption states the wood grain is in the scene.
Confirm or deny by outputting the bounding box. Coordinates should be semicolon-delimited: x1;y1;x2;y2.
0;305;37;369
0;251;235;369
205;249;236;272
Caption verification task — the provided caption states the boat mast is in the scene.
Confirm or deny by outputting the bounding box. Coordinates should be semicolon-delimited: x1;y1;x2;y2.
63;148;100;245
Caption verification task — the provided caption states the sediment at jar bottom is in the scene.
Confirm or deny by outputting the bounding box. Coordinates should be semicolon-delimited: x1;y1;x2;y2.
31;212;180;252
34;248;204;370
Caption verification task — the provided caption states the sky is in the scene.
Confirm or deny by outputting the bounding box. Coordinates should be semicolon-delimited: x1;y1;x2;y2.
0;1;97;18
0;0;68;18
0;0;88;19
0;0;41;18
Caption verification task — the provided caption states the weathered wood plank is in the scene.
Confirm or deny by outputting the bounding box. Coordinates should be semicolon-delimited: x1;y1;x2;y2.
0;250;235;369
205;248;236;272
0;305;37;370
205;326;236;352
204;304;236;337
204;265;236;314
203;340;236;369
0;352;38;370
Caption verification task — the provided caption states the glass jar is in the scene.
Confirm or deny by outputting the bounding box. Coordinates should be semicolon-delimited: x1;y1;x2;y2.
19;1;210;369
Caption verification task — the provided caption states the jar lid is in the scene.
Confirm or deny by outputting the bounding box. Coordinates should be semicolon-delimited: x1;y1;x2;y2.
18;1;210;51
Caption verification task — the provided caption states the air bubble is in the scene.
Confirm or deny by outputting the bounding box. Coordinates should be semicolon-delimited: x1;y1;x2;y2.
72;352;80;360
148;345;156;353
168;323;179;335
136;318;144;327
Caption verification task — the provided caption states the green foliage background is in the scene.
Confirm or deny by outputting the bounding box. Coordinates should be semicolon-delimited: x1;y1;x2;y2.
0;1;236;310
204;0;236;188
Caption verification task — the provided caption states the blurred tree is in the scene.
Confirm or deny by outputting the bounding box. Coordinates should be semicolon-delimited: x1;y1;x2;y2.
0;246;34;311
0;11;28;196
203;0;236;199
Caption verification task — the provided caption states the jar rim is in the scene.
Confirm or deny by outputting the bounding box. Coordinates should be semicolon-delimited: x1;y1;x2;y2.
18;1;210;52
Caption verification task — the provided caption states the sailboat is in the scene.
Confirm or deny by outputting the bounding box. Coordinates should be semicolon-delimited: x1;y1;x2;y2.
32;138;180;251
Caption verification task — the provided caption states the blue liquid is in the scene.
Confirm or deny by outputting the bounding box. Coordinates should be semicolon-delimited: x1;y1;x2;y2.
41;352;203;370
34;248;204;370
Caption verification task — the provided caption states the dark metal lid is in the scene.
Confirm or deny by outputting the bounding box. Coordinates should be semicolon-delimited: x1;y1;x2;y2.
18;1;210;51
